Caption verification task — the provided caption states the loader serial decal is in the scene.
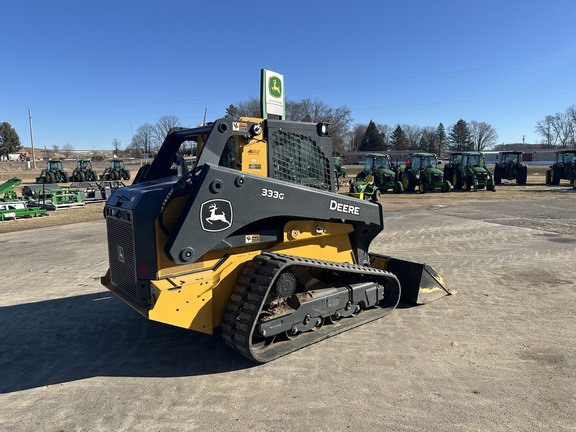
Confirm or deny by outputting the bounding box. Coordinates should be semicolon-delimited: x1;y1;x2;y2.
200;199;233;232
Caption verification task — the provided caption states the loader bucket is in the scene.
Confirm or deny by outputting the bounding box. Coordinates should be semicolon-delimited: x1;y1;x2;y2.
370;254;451;304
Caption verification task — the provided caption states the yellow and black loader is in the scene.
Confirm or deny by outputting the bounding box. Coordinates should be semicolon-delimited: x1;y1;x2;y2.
102;117;450;363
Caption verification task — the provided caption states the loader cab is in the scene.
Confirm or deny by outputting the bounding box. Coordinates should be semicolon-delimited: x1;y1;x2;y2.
135;118;335;192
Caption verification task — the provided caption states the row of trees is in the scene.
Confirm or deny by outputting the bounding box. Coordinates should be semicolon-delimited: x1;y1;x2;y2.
535;104;576;148
7;100;575;160
225;98;353;156
126;115;183;157
225;98;499;155
352;119;498;154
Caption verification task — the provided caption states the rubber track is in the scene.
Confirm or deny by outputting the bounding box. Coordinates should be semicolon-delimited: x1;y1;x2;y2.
221;252;400;363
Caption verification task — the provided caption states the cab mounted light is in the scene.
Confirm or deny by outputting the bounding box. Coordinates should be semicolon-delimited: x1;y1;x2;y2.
317;122;330;136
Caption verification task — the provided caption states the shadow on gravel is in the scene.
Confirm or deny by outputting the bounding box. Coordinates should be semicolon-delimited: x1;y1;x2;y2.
0;293;254;393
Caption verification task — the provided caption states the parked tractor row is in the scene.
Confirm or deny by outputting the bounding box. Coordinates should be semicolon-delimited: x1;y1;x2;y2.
345;149;576;201
35;159;131;184
348;151;495;200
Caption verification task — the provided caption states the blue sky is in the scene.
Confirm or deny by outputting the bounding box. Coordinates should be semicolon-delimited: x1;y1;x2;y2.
3;0;575;151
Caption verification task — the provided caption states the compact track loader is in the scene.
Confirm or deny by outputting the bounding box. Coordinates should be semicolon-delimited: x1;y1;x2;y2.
102;118;450;363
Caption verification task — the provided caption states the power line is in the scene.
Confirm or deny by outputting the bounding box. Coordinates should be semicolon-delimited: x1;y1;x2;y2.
352;90;576;111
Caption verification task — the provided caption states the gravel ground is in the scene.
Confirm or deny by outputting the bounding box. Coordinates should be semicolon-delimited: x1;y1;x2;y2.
0;188;574;431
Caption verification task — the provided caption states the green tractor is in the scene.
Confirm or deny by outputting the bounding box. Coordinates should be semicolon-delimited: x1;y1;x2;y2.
443;151;495;191
402;152;451;193
545;150;576;186
100;159;131;181
35;159;70;184
493;151;527;185
333;156;347;190
71;159;99;182
350;153;403;199
347;175;381;201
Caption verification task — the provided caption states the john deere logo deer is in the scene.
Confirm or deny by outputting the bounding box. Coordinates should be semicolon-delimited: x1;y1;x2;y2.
201;200;233;232
268;76;282;98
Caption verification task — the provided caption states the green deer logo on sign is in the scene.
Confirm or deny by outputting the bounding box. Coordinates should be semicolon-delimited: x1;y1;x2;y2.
268;76;282;98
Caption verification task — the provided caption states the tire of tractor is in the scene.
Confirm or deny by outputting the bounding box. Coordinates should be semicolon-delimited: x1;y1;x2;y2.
393;181;403;194
46;172;55;183
545;170;552;185
403;171;416;192
441;180;452;192
443;168;453;186
551;166;561;185
517;167;527;185
418;181;429;194
111;170;119;180
494;166;502;184
79;171;86;182
63;172;69;182
454;170;463;189
124;170;130;180
371;190;381;202
573;178;576;190
463;176;472;191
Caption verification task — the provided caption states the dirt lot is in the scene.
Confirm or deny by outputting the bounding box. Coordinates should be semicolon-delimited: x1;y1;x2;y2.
1;163;575;431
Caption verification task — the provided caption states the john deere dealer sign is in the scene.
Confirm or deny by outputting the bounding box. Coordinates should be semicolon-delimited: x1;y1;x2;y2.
261;69;285;119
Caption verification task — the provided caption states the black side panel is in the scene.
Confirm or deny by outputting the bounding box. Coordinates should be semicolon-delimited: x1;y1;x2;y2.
165;164;382;265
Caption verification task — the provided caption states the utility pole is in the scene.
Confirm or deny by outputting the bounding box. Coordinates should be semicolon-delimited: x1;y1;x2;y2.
28;107;37;169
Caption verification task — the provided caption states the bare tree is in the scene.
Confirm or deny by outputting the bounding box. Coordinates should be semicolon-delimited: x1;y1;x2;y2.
535;115;558;148
563;105;576;147
62;143;74;158
232;97;352;156
111;139;122;156
128;123;156;157
155;115;181;145
399;124;422;150
349;124;367;152
419;126;438;153
550;112;572;148
285;99;352;156
469;121;498;151
234;98;261;118
375;123;391;149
